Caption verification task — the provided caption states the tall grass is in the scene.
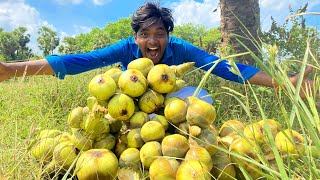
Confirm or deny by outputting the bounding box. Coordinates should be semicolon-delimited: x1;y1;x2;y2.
0;44;319;179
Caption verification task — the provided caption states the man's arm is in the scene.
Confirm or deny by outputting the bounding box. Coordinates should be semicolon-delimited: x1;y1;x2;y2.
247;66;318;100
0;59;54;82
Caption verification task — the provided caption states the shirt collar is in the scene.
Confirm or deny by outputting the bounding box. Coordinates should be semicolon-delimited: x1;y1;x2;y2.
132;38;173;63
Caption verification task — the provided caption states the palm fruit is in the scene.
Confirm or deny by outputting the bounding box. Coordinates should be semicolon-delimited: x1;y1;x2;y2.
39;129;62;139
129;111;150;129
127;57;154;77
258;119;281;138
88;73;117;101
164;98;188;124
275;129;305;156
75;149;118;180
149;158;180;180
127;128;144;149
30;137;57;162
170;62;195;78
174;122;189;137
243;122;265;145
219;119;245;137
104;67;122;83
108;93;135;121
164;97;180;106
138;89;164;114
140;141;162;169
161;134;189;158
189;125;202;137
115;133;129;157
169;79;186;93
193;128;218;156
147;64;176;93
150;114;169;130
219;133;242;149
118;69;147;97
211;148;236;180
117;168;140;180
176;160;211;180
229;137;261;166
52;141;78;169
93;133;116;150
185;146;213;171
87;96;98;110
119;148;141;169
82;107;110;139
70;131;93;151
140;121;165;143
184;96;199;106
67;106;85;128
186;97;216;128
54;132;72;144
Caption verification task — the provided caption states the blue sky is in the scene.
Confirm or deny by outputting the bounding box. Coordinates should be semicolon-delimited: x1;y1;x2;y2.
0;0;319;54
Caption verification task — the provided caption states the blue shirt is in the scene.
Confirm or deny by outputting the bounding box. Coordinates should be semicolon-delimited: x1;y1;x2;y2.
46;36;260;83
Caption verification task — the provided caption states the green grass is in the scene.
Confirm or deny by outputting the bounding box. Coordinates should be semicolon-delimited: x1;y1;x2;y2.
0;46;319;179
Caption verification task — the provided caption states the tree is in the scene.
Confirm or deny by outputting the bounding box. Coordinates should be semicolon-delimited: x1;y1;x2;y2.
171;23;221;52
262;4;320;61
12;27;32;59
0;31;19;60
104;18;133;43
37;26;60;56
220;0;261;65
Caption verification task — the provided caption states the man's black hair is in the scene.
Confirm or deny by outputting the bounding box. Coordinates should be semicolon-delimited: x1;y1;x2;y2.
131;2;174;33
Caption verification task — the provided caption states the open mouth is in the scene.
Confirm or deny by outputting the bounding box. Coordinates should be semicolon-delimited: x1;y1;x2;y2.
146;47;159;59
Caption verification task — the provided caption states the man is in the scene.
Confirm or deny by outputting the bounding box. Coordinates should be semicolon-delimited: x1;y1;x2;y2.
0;2;318;105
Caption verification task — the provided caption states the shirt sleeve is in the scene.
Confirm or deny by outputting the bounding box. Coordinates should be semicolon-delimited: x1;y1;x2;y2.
45;39;130;79
177;39;260;84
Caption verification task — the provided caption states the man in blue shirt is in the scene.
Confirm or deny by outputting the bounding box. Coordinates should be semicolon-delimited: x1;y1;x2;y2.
0;2;317;105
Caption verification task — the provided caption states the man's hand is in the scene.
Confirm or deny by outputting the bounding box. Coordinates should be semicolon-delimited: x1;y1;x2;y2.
248;66;319;108
288;66;319;107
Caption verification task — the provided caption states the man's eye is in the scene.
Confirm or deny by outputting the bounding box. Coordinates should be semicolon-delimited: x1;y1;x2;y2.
140;33;147;37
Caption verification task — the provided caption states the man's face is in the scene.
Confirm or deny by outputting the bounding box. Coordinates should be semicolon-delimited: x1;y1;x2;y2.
134;21;168;64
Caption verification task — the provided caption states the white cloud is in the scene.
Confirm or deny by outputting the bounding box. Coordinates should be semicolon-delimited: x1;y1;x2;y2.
55;0;83;5
169;0;220;28
92;0;112;6
0;1;56;54
260;0;319;31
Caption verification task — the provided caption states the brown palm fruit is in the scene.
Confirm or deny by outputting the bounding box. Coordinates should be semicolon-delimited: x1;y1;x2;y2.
88;73;117;101
129;111;150;129
176;160;211;180
127;128;144;149
185;145;213;171
211;148;236;180
118;69;147;97
140;141;162;169
104;67;122;84
138;89;164;114
193;128;218;156
219;119;245;137
149;158;180;180
140;121;165;143
170;62;195;78
108;93;135;121
119;148;141;169
186;98;216;128
150;114;169;131
164;98;188;124
161;134;189;158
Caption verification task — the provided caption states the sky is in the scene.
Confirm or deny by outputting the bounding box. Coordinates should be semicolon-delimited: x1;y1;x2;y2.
0;0;319;54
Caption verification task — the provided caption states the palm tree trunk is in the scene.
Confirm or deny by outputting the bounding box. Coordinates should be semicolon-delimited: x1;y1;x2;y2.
220;0;261;65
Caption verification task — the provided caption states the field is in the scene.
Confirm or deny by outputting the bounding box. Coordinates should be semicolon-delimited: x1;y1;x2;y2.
0;50;319;179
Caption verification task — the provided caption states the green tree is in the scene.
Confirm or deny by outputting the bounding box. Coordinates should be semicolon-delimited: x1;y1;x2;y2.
37;26;60;56
104;17;133;43
59;36;82;54
12;27;32;59
262;3;320;60
172;23;208;47
0;31;19;60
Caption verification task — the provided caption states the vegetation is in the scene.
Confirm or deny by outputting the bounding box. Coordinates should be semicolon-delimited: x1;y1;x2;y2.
0;4;319;180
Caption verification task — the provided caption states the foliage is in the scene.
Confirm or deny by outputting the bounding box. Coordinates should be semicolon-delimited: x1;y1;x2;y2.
171;23;221;53
262;3;320;61
37;26;60;56
0;27;32;61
